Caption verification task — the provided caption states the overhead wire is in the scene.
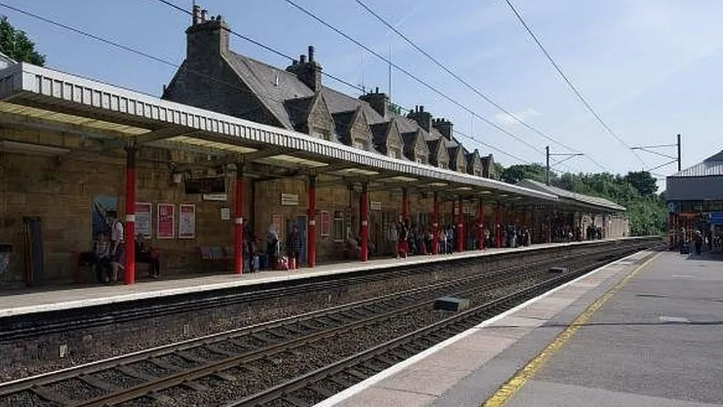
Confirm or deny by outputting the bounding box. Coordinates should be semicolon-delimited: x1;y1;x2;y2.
351;0;607;173
279;0;565;165
1;0;560;173
502;0;646;167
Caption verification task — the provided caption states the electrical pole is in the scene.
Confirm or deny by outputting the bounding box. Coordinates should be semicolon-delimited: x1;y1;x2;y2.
545;146;550;186
677;133;681;172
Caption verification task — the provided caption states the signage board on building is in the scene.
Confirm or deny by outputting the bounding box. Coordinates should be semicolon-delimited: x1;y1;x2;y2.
281;193;299;206
203;194;227;201
185;177;226;195
157;203;175;239
370;201;382;211
179;204;196;239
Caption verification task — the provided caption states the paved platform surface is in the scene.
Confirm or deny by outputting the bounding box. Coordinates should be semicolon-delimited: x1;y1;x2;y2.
318;250;722;407
0;238;633;318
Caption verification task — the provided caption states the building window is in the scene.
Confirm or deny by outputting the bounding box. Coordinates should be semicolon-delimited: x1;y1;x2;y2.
474;169;482;177
312;129;330;141
439;161;448;169
416;155;427;164
353;141;365;149
388;147;401;159
333;211;345;241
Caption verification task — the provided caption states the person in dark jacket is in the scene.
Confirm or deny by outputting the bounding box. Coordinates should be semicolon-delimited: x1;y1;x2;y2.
287;225;302;267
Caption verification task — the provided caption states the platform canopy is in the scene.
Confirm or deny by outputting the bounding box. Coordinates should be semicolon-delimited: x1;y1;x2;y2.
516;179;626;213
666;151;723;202
0;63;568;206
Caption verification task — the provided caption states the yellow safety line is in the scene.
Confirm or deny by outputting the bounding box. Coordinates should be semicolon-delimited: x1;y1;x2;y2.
482;252;660;407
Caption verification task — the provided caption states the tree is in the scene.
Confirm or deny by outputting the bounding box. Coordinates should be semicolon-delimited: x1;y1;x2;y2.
624;171;657;197
499;163;550;184
0;16;45;65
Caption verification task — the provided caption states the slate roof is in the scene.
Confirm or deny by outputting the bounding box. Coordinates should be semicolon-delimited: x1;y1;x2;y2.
669;151;723;178
220;47;476;167
517;179;626;212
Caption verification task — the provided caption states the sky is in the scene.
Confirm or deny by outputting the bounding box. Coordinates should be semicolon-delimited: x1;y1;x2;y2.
2;0;722;189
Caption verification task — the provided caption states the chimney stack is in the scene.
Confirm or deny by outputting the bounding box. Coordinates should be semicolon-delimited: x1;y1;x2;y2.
359;87;390;119
185;5;231;59
407;105;433;132
286;45;323;92
192;5;202;25
432;117;453;140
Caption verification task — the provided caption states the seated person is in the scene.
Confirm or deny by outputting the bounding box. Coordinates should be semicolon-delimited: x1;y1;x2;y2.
135;234;160;278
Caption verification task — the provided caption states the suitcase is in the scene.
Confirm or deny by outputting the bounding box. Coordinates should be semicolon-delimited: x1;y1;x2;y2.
680;244;690;254
252;255;260;272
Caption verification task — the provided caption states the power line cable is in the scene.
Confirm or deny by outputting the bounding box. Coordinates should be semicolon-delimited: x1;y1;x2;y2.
280;0;560;162
1;1;536;170
150;0;365;95
502;0;646;167
352;0;607;173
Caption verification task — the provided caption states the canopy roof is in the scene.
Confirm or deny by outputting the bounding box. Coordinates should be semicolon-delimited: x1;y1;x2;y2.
516;179;626;213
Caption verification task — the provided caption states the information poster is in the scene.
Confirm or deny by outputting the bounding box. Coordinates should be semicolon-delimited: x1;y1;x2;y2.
320;210;331;237
179;204;196;239
135;202;152;238
157;204;175;239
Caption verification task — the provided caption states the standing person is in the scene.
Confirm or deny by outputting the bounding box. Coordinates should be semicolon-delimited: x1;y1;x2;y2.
107;211;125;283
397;221;409;259
694;230;703;255
678;227;688;254
446;224;455;254
266;225;280;269
287;225;302;268
438;227;447;255
92;232;111;283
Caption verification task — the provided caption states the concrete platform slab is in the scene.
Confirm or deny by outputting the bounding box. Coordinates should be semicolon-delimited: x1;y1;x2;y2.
317;250;722;407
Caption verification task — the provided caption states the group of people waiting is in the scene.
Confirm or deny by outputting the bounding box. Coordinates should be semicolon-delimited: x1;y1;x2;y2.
87;212;160;284
243;223;303;272
392;220;534;259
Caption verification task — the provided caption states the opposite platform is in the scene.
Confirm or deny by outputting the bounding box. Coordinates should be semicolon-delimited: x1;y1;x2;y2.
0;238;643;319
320;250;722;407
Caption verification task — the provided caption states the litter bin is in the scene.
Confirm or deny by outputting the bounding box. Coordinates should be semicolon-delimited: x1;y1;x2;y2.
0;244;12;279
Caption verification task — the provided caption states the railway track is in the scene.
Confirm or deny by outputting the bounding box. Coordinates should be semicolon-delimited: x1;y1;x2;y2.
0;242;656;407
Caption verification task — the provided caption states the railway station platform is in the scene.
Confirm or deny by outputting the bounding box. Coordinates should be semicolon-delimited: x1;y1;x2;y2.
319;250;722;407
0;238;642;319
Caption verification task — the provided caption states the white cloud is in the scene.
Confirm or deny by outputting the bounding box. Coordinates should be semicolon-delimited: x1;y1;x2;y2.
494;108;541;127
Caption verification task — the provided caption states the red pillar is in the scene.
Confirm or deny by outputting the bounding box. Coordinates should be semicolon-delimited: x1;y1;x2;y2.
457;197;464;252
124;146;137;285
360;182;369;262
477;199;484;250
234;165;244;274
495;203;502;248
402;188;410;225
307;175;317;268
432;192;439;254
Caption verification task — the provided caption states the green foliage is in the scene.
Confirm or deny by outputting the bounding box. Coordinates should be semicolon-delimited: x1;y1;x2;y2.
498;164;665;236
0;16;45;65
499;163;552;184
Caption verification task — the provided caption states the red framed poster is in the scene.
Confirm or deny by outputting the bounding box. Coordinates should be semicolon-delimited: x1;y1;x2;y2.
157;203;175;239
320;210;331;237
135;202;152;238
179;204;196;239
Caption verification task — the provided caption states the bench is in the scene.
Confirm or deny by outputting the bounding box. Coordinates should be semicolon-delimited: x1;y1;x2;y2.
72;247;162;283
199;246;234;262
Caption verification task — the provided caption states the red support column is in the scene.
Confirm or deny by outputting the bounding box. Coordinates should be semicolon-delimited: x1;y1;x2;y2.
495;203;502;248
477;199;484;250
457;197;464;252
360;182;369;262
124;146;137;285
233;165;244;274
432;192;439;254
307;175;317;268
402;188;410;225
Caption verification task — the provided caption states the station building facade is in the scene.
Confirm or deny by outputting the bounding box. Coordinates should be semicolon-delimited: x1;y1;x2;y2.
0;7;627;285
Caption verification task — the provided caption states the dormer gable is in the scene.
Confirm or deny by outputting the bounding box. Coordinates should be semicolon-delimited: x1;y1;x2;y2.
427;139;450;169
448;146;466;172
466;149;483;177
371;120;404;158
285;92;335;141
402;130;430;164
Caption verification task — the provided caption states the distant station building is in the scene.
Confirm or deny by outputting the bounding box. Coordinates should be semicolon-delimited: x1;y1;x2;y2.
666;151;723;250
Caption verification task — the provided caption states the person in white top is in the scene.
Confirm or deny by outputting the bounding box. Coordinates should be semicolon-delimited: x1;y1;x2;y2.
106;211;125;282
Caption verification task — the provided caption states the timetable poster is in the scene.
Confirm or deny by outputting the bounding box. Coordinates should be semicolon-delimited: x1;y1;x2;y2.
179;204;196;239
157;203;175;239
135;203;152;238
